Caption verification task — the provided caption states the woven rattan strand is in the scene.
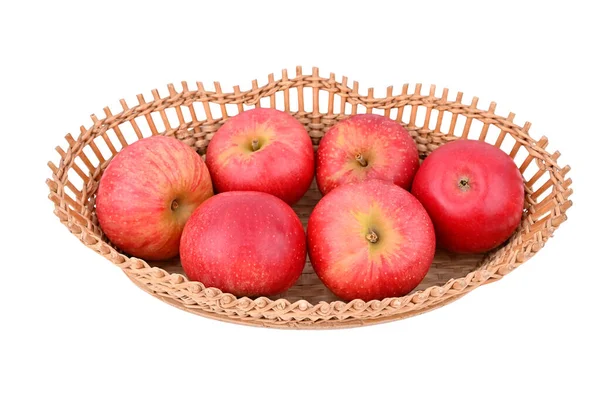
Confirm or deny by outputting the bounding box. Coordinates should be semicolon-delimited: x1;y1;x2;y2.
47;67;572;329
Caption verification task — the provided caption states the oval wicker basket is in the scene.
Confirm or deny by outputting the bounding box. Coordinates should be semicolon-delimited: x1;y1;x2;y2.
47;67;572;329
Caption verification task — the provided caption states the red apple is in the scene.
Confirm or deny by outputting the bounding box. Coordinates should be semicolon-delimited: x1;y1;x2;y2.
96;135;213;260
316;114;419;195
307;179;435;301
180;191;306;297
206;108;314;204
411;139;524;253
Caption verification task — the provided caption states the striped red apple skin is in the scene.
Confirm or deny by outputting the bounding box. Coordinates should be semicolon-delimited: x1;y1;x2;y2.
316;114;419;195
96;135;213;261
206;108;314;205
308;179;435;301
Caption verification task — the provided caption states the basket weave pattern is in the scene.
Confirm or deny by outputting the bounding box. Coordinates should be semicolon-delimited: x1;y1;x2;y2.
47;67;572;328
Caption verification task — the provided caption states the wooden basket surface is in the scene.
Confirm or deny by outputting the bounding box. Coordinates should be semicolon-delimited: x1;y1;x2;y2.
47;67;572;329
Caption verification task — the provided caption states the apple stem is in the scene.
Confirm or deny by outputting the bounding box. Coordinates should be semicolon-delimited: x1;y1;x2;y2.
355;153;367;167
251;139;260;151
171;199;179;211
366;229;379;243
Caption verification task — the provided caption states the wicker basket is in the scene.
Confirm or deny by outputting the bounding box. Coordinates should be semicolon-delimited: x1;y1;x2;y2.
47;67;572;329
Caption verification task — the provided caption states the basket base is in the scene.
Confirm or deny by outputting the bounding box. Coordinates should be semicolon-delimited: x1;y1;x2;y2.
125;269;470;329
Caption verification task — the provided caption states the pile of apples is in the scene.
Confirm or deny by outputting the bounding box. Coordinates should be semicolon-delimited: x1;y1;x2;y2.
96;108;524;301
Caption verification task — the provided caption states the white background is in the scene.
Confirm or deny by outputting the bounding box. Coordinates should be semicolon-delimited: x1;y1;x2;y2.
1;1;598;398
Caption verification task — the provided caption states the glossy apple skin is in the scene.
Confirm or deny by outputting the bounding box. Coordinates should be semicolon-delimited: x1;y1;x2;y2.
206;108;314;205
96;136;213;260
307;179;435;301
316;114;419;195
180;191;306;297
411;140;525;253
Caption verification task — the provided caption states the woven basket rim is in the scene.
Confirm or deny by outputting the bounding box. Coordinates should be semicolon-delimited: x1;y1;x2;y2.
47;66;573;328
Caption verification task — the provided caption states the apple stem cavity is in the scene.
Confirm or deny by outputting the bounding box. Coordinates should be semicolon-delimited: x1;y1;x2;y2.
355;153;368;167
458;177;470;191
366;229;379;244
171;199;179;211
251;138;260;152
